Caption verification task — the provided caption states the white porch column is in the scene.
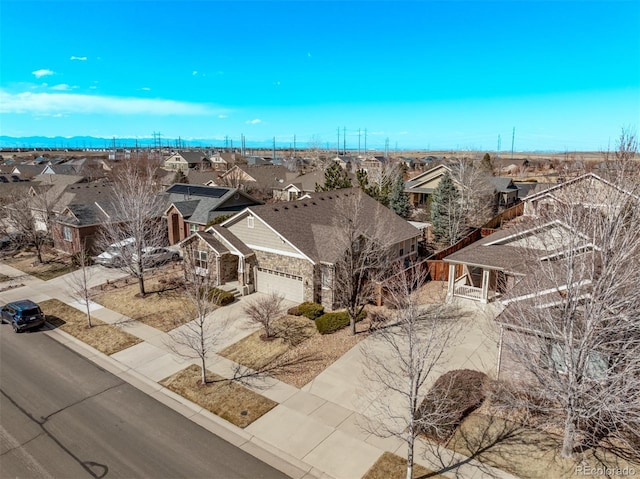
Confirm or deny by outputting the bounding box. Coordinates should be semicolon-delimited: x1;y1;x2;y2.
446;263;456;301
215;256;221;286
480;268;490;304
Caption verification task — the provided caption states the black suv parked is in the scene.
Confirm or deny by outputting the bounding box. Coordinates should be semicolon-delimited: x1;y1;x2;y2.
1;300;46;333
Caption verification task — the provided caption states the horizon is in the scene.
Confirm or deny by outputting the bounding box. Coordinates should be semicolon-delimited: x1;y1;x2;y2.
1;1;639;152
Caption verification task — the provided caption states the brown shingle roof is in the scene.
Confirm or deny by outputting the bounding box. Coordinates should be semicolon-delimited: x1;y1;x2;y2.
242;188;420;263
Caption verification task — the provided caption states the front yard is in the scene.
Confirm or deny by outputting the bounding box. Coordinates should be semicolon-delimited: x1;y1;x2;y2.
5;251;78;280
40;298;142;355
220;312;373;388
92;269;195;332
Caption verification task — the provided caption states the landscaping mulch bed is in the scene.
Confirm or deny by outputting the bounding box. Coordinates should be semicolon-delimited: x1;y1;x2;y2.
40;299;142;355
160;364;277;428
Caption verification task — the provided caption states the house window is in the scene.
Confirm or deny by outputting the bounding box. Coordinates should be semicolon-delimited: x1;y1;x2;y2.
411;244;415;253
548;342;608;380
247;216;254;228
321;267;331;289
194;250;208;269
63;226;72;242
189;223;199;234
399;248;404;257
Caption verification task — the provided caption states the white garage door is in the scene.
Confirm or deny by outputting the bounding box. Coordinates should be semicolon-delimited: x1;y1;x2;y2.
256;267;304;303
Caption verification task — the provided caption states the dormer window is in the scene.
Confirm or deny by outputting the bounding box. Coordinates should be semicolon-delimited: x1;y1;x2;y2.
247;216;254;228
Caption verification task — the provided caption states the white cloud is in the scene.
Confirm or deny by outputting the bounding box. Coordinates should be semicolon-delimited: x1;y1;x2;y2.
140;87;151;91
0;89;221;116
192;70;198;76
218;114;227;119
246;119;262;124
51;84;72;91
32;69;54;78
70;56;87;61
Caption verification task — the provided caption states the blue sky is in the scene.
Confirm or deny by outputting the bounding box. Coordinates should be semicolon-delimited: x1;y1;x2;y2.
1;0;638;151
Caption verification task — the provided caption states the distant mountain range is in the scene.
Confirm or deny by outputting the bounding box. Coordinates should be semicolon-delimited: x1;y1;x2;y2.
0;136;294;150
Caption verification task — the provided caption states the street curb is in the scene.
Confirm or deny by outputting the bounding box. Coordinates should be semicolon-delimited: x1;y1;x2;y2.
43;327;328;479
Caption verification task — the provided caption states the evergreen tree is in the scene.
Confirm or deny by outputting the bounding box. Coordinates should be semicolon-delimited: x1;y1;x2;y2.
388;169;410;218
430;173;461;245
480;153;494;175
316;161;352;191
173;169;189;184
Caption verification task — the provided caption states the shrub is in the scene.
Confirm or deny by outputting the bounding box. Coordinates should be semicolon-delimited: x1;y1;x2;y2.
287;305;301;316
315;310;366;335
416;369;488;442
200;287;235;306
297;302;324;320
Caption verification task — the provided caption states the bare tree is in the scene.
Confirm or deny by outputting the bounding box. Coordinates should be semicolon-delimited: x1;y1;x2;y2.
166;240;226;385
219;166;248;189
497;175;640;460
330;190;392;335
96;162;167;296
449;157;496;226
243;292;286;339
362;265;464;479
3;191;55;263
66;246;95;328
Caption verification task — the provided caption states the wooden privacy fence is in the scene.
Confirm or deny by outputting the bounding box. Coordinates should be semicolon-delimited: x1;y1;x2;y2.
426;261;463;282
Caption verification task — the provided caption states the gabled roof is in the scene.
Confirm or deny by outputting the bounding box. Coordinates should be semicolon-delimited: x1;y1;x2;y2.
57;201;112;227
166;151;208;165
162;184;262;225
524;172;637;202
491;177;518;193
405;164;452;189
444;218;594;274
180;231;230;255
11;165;47;178
208;225;254;256
224;188;420;264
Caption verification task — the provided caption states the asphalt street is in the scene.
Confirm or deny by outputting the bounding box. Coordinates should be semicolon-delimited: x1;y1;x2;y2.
0;324;290;479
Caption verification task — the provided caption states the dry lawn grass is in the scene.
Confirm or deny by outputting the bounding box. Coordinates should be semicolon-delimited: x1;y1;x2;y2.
40;299;141;355
160;364;277;428
447;413;639;479
5;252;78;280
93;275;195;332
361;452;444;479
220;314;370;388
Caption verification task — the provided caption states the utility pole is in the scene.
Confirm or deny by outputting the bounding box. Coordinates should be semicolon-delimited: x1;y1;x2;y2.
358;129;361;156
364;128;367;155
293;134;297;159
343;126;346;154
337;127;340;156
272;136;276;162
497;134;501;160
511;127;515;160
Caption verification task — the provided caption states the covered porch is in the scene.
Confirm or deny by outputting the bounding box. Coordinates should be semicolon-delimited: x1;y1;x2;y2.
446;263;511;304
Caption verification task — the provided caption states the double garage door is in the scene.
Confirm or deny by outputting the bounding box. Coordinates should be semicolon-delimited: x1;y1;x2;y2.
255;267;304;303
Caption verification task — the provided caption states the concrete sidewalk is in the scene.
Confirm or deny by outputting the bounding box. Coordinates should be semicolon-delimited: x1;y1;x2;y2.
0;264;516;479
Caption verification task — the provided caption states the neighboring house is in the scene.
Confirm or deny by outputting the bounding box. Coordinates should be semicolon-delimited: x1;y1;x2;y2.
404;164;452;206
53;201;113;255
182;188;421;307
162;183;263;245
521;172;630;217
491;177;520;208
164;151;211;172
214;165;296;199
443;172;635;304
209;152;239;172
272;169;328;201
11;165;47;178
41;164;79;175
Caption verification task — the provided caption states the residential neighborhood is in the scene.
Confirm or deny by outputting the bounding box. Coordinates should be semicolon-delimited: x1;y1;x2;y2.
1;140;638;479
